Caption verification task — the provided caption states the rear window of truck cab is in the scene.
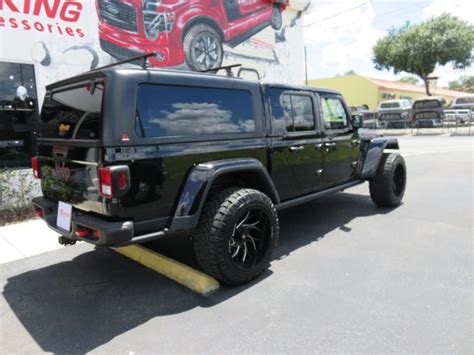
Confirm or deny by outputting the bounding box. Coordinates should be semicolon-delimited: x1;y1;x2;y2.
38;83;103;140
380;102;400;109
135;84;255;138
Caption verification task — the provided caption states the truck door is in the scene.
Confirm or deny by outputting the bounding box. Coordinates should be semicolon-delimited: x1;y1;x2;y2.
224;0;267;22
319;94;360;187
267;87;325;200
237;0;267;15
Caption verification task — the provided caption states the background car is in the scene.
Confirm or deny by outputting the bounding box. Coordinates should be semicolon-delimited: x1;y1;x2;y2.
447;95;474;124
411;96;446;128
377;99;412;114
376;99;412;128
444;109;471;125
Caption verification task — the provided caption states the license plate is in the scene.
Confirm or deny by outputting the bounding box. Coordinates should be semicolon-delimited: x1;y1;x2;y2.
57;201;73;232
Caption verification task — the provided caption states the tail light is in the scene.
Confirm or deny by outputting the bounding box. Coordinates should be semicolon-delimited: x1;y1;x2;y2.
34;208;44;218
118;171;127;189
75;226;100;241
31;156;41;179
98;165;131;199
75;227;93;238
99;167;113;198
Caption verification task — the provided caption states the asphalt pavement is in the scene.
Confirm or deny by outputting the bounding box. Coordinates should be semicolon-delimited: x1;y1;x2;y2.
0;136;472;353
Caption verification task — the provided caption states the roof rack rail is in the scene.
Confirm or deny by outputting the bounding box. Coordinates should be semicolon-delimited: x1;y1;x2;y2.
200;64;242;77
237;67;261;80
90;52;157;72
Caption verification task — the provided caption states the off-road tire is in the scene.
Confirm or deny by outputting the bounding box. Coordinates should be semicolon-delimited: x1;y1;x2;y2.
193;188;279;285
183;24;223;72
271;5;283;30
369;153;406;207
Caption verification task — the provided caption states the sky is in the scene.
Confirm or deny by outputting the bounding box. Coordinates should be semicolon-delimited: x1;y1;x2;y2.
303;0;474;87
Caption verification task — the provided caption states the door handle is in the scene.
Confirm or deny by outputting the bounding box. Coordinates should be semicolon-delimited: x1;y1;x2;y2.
324;142;336;153
289;145;305;152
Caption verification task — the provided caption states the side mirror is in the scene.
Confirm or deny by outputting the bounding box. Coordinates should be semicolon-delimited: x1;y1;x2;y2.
352;114;364;129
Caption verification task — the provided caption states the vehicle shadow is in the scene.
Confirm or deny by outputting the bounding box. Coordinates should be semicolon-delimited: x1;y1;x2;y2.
2;191;394;353
275;191;393;259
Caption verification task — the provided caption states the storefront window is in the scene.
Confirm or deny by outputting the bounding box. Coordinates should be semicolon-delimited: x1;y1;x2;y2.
0;62;38;168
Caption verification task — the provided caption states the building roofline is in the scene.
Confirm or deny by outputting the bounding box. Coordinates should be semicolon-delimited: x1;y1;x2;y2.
365;76;464;97
309;74;466;97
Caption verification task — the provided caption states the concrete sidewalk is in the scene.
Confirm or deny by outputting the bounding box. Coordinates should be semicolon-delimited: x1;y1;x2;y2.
0;220;61;264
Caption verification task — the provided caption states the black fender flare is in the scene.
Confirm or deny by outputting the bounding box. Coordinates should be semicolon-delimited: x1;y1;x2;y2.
360;137;400;179
169;158;280;231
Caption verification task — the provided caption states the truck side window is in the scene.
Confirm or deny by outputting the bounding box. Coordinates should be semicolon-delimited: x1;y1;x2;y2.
291;95;315;132
320;96;349;130
269;88;315;134
136;84;255;138
281;94;315;132
280;94;293;130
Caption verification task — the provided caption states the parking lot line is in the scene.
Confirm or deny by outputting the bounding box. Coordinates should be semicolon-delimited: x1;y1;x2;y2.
112;245;220;295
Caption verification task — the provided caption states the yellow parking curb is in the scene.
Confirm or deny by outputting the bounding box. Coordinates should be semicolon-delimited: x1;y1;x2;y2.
112;245;220;295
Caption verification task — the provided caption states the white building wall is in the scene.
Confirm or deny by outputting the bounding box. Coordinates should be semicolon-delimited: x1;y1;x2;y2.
1;0;310;107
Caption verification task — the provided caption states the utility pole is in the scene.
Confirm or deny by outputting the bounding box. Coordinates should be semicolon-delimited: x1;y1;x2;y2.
304;45;308;86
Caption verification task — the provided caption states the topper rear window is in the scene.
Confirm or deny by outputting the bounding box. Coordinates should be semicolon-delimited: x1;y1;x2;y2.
413;100;443;109
38;84;103;140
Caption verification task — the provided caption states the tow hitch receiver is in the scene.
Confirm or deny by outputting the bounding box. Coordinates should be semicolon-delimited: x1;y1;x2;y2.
58;236;76;246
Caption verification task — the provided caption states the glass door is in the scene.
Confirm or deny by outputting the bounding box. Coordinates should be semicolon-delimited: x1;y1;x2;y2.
0;61;38;168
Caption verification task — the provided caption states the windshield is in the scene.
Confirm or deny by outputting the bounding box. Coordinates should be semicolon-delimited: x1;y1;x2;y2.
38;84;103;140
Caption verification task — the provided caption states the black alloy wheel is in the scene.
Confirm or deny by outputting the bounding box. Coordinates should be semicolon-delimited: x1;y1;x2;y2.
228;208;272;269
392;164;405;197
370;153;407;207
193;188;279;285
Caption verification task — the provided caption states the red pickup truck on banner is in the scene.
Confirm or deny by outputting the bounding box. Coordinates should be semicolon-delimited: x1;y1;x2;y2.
96;0;289;71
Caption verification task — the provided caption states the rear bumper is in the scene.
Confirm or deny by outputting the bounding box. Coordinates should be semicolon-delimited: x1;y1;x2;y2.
32;197;166;246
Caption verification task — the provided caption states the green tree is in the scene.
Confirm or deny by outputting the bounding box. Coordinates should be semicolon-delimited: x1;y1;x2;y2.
343;69;356;76
373;14;474;96
449;76;474;93
336;69;356;77
399;76;419;85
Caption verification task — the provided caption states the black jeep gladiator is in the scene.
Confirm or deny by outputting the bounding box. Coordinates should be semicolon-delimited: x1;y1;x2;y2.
32;61;406;285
